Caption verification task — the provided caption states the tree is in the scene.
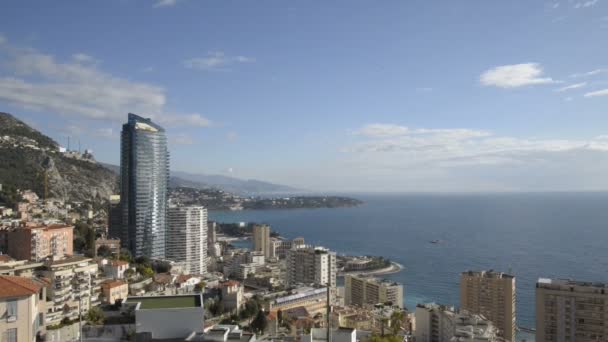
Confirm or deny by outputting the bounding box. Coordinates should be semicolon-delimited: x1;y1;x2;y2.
135;256;151;266
85;307;105;325
390;311;404;335
277;309;283;325
250;310;268;335
151;260;172;273
124;268;136;280
97;245;112;258
369;335;401;342
380;317;389;337
194;281;206;293
118;249;133;263
137;265;153;278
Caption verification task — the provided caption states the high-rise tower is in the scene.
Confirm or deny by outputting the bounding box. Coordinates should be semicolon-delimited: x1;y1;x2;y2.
119;113;169;259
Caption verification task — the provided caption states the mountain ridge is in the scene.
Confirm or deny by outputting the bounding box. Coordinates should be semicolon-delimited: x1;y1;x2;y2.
100;163;300;195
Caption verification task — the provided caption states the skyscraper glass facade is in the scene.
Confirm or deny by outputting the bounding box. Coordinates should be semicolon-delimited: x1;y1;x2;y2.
120;113;169;259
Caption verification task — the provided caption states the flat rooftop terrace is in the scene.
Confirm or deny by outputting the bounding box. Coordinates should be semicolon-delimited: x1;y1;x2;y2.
129;295;202;310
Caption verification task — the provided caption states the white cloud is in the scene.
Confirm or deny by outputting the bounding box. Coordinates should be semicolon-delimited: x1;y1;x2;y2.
571;68;608;78
227;131;238;142
153;0;181;8
584;89;608;97
156;113;211;127
183;51;255;71
356;124;409;138
94;128;115;138
574;0;599;8
0;39;211;128
552;2;560;8
355;124;491;140
0;34;6;45
480;63;557;88
349;123;608;163
72;53;97;64
170;133;194;145
555;82;587;92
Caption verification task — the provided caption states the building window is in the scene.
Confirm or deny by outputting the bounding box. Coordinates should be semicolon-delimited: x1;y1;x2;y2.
6;300;18;320
4;328;17;342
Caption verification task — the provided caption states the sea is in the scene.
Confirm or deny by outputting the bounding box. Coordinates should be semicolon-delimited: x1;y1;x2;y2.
210;192;608;341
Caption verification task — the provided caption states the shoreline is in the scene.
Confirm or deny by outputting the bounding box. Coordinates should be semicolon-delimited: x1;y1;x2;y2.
338;261;404;277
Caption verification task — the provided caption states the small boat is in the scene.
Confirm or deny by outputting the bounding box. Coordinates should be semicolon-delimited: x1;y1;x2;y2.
429;240;441;244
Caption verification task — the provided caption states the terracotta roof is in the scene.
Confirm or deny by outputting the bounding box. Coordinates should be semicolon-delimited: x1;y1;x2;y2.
267;310;278;320
24;224;73;231
154;273;174;284
110;260;129;267
222;280;240;287
0;275;43;299
0;255;12;263
176;274;194;283
101;279;128;289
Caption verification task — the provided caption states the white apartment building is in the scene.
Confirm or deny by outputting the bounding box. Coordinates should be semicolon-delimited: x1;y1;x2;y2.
271;237;305;259
167;206;208;275
286;245;336;288
536;278;608;342
222;251;265;279
38;256;102;326
344;275;404;308
414;303;504;342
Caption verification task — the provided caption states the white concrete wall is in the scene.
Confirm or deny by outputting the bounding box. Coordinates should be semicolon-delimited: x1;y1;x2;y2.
135;307;204;339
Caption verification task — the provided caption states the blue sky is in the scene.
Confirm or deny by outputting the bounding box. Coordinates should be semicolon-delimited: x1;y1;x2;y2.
1;0;608;192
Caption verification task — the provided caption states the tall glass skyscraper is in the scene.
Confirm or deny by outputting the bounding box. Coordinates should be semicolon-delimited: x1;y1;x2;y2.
119;113;169;259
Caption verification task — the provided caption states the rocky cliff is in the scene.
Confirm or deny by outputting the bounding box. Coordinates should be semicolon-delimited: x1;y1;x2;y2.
0;112;118;203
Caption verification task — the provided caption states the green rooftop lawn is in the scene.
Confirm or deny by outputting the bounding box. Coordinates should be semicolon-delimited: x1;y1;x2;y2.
136;296;198;309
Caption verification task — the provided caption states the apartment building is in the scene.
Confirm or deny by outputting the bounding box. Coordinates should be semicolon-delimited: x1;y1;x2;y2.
344;275;404;308
221;280;244;314
414;303;504;342
167;206;208;275
536;278;608;342
253;224;271;259
0;275;47;342
101;280;129;305
222;251;264;279
270;237;305;259
38;256;102;325
460;270;516;341
6;224;73;261
95;237;121;256
286;245;336;288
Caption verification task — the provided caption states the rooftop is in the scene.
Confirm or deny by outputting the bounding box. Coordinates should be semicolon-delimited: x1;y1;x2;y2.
537;278;608;289
46;256;90;266
101;279;127;289
0;275;43;299
128;295;202;310
463;270;515;279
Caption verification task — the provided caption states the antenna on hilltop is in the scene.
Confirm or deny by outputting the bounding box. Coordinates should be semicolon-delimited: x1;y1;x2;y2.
67;136;70;151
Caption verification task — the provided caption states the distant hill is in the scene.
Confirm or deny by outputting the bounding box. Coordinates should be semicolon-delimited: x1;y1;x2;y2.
170;170;299;195
0;112;118;203
100;163;299;195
